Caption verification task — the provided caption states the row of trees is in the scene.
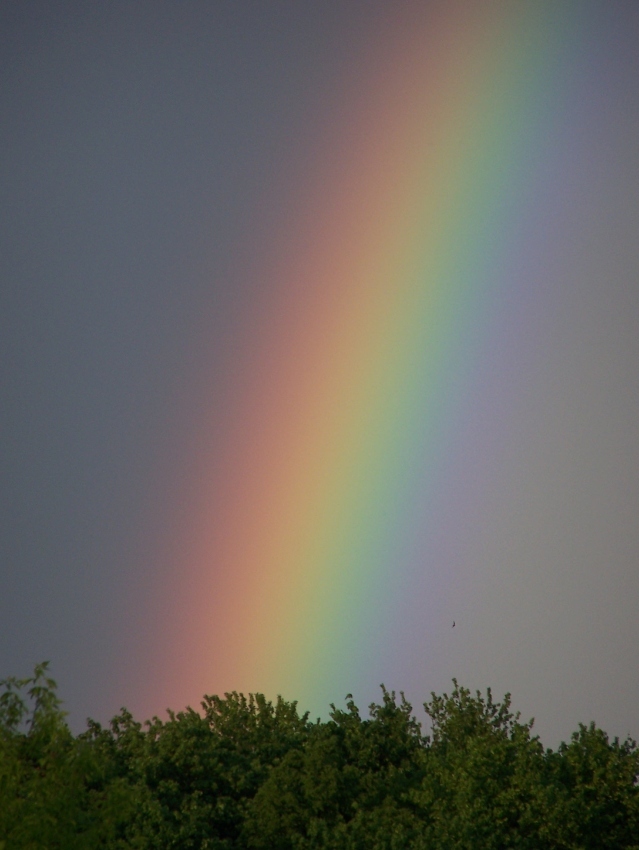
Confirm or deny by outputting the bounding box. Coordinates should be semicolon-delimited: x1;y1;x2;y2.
1;663;638;848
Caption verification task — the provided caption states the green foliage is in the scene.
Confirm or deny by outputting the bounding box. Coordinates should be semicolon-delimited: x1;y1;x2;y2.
416;680;547;849
0;662;106;849
544;722;639;849
245;688;430;849
98;691;310;849
1;665;638;849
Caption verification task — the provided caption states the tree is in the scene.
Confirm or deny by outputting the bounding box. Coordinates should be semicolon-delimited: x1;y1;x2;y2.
414;679;547;849
0;663;105;849
103;691;311;849
2;665;638;848
543;722;639;849
244;687;426;849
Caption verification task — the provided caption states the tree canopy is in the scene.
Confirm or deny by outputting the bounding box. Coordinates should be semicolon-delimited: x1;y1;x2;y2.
1;664;637;849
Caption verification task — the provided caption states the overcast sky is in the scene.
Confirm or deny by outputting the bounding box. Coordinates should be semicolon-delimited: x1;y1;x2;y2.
2;1;639;747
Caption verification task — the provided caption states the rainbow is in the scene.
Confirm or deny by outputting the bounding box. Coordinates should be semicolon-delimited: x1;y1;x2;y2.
150;2;589;717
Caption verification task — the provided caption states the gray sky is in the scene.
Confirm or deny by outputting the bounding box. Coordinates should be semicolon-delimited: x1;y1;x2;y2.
2;1;639;747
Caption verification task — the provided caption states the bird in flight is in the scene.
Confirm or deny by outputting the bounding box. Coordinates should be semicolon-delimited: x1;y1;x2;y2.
452;621;455;628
